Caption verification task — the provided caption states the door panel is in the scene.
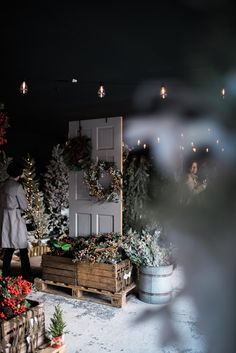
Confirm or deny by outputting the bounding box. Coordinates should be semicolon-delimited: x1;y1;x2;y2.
69;117;123;236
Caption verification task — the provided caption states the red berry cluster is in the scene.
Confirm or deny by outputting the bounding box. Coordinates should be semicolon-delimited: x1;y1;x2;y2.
0;275;33;320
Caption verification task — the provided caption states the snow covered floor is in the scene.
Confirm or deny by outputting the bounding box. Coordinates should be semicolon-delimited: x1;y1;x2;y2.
27;266;207;353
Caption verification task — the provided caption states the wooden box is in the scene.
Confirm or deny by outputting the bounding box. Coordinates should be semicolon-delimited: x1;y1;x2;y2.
0;300;45;353
77;259;133;293
42;254;77;285
41;255;133;292
29;245;51;257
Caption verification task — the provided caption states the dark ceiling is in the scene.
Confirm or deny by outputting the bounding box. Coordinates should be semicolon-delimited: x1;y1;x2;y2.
0;0;236;168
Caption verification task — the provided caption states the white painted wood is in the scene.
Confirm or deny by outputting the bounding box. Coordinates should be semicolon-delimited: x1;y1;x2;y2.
69;117;123;236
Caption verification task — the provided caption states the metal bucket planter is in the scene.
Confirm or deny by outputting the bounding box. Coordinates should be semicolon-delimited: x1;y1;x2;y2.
139;264;173;304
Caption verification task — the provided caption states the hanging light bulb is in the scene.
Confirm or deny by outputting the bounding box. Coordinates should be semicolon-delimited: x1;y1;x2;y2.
221;88;226;99
98;82;106;98
160;84;167;99
20;81;28;94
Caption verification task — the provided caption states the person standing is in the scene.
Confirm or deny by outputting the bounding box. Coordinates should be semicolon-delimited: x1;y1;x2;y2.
0;161;32;279
180;160;207;206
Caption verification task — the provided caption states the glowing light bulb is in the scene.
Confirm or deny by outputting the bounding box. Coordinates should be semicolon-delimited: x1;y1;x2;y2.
98;82;106;98
192;147;197;153
137;139;141;146
221;88;226;99
20;81;28;94
206;148;209;152
143;144;147;149
160;84;167;99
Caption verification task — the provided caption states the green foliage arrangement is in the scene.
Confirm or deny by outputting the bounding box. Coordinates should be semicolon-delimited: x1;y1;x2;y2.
47;233;126;264
48;304;67;337
73;232;125;264
122;224;173;267
63;135;92;171
123;152;151;232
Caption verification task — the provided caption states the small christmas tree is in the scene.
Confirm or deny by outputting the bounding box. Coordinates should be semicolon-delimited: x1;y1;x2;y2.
23;154;47;239
48;304;67;338
43;144;69;237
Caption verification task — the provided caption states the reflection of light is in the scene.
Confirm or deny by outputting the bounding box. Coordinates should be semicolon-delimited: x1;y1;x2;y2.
137;139;141;145
157;137;160;143
191;142;194;146
192;147;197;152
221;88;226;99
20;81;28;94
206;148;209;152
179;145;184;150
208;128;211;133
221;148;225;152
98;82;106;98
143;144;147;149
216;139;219;144
160;84;167;99
181;133;184;138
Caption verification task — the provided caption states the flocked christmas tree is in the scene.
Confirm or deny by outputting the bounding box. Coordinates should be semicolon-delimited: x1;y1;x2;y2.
43;144;69;237
23;154;47;240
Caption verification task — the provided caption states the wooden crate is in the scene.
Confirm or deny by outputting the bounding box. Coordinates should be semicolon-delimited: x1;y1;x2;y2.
0;300;45;353
42;255;77;285
77;259;133;292
29;245;51;257
35;278;136;308
42;255;133;292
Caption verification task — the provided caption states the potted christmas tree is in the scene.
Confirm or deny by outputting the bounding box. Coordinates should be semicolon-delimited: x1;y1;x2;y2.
48;304;67;348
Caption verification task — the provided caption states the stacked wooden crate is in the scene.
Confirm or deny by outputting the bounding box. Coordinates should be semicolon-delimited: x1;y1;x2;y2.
0;300;45;353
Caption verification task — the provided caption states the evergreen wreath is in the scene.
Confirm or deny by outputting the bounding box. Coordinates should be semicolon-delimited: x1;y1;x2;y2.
63;135;92;171
84;160;122;202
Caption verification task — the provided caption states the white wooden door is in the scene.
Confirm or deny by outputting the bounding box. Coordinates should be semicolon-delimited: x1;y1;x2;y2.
69;117;123;236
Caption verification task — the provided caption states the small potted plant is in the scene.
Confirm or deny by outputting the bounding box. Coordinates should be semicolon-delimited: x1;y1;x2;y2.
122;223;173;304
48;304;67;348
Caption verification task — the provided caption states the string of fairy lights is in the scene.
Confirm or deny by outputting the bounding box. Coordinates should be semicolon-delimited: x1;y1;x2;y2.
19;81;227;100
18;79;226;154
133;128;225;155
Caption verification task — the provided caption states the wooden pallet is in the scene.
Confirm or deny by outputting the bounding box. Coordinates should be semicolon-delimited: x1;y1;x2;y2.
34;278;136;308
36;343;66;353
